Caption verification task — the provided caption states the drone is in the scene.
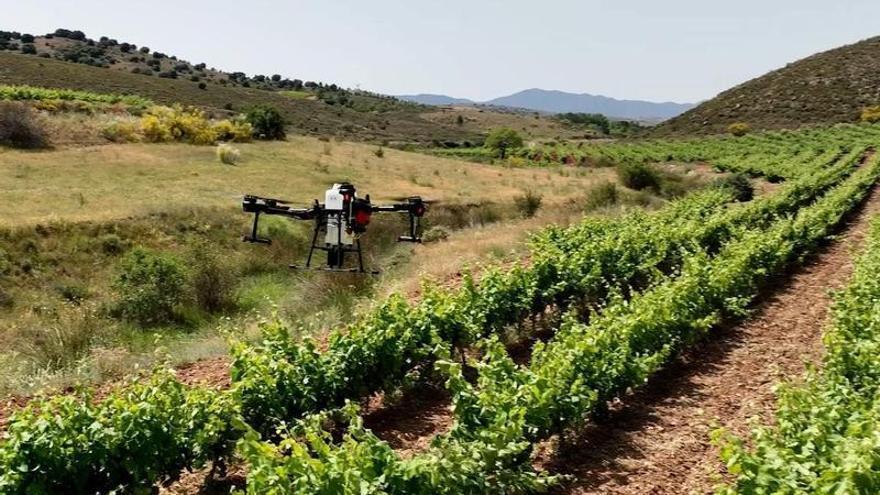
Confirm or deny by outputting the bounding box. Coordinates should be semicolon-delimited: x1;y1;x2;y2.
242;182;426;273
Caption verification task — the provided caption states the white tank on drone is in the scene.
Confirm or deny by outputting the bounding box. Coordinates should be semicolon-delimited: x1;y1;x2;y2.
325;183;354;246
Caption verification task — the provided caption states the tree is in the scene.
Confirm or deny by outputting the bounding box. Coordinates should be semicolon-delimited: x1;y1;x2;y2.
246;104;286;140
20;34;34;43
484;127;524;158
559;112;610;134
271;74;282;82
456;115;464;126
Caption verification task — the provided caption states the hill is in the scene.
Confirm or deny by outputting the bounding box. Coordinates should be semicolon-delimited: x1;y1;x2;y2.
656;36;880;135
0;51;476;143
0;28;420;114
397;94;476;106
399;88;694;120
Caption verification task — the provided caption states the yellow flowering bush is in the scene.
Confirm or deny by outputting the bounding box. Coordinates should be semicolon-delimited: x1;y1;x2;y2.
860;106;880;123
137;105;253;145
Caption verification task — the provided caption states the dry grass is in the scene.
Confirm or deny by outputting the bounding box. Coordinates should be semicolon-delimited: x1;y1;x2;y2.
420;105;586;141
0;137;613;226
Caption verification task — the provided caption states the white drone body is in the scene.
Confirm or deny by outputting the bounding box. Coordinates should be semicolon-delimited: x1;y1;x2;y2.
324;183;355;247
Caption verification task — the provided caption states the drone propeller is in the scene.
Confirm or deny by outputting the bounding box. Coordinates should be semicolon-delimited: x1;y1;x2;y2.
388;196;442;205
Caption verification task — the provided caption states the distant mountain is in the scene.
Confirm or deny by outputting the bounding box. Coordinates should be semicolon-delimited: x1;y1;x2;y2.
397;94;476;106
398;88;694;121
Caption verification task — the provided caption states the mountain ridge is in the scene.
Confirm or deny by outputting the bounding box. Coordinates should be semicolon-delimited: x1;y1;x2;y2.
399;88;695;120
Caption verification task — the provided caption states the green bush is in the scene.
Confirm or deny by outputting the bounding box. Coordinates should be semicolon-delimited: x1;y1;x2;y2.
715;173;754;202
423;225;451;242
0;101;47;149
485;127;524;159
112;247;186;325
246;104;286;140
513;189;543;218
617;161;660;191
187;242;235;313
99;233;126;254
583;181;619;210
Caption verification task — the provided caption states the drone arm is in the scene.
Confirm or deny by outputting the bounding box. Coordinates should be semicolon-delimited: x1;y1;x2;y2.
242;195;319;244
370;197;426;242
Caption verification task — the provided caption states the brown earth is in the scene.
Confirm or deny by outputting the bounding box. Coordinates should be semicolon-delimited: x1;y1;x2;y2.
539;183;880;494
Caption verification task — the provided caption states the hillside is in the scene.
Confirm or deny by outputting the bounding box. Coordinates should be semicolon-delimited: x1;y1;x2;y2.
657;36;880;135
0;28;420;114
399;88;694;120
0;52;476;143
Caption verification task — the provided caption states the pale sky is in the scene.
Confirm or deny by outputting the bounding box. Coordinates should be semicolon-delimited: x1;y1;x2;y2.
6;0;880;103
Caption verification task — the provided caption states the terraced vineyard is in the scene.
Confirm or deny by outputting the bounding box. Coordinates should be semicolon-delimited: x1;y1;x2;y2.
3;123;880;494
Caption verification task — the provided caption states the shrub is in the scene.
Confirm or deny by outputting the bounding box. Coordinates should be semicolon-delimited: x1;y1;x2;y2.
513;189;543;218
56;283;89;304
101;119;140;143
212;118;253;142
216;143;241;165
0;101;47;149
245;104;286;140
860;106;880;123
140;105;251;145
617;161;660;191
20;44;36;55
727;122;751;136
373;147;384;158
715;173;755;202
98;234;126;254
198;82;207;90
187;242;235;313
423;225;451;243
485;127;524;158
583;181;619;210
112;247;186;325
20;34;34;43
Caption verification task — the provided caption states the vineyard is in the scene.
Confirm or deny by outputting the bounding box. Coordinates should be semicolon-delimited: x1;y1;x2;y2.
3;123;880;494
0;84;153;108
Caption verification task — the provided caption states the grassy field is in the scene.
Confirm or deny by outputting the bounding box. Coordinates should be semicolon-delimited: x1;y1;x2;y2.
420;105;589;141
0;137;603;225
0;138;622;395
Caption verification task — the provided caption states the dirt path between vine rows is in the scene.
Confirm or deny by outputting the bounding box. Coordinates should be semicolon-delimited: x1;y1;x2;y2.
537;183;880;494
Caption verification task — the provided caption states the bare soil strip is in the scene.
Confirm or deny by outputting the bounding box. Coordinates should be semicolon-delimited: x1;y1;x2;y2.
539;184;880;494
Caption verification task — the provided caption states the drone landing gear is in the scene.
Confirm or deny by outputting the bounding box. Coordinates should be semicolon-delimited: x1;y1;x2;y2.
290;220;380;274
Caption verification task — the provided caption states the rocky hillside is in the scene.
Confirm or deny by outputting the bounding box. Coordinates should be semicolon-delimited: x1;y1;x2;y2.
656;36;880;135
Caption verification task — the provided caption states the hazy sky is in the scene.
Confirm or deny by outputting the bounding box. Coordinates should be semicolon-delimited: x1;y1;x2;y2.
7;1;880;103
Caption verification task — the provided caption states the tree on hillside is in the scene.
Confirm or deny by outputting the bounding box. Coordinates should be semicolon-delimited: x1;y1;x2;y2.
246;105;286;140
485;128;524;159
